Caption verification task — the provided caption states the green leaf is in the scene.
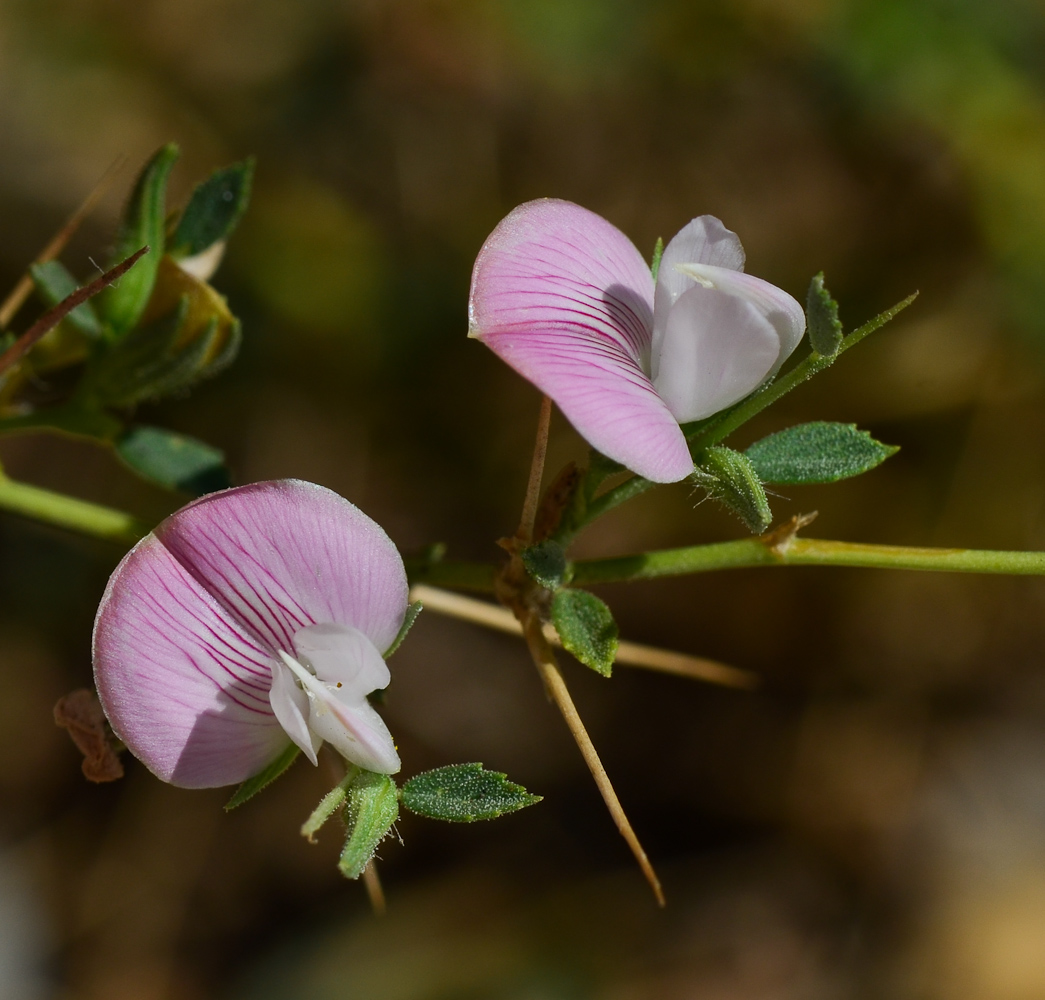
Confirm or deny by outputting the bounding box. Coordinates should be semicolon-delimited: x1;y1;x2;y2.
384;600;423;657
745;422;899;484
30;261;103;339
101;143;180;337
339;770;399;879
806;271;842;357
522;539;568;589
692;446;772;534
650;236;665;282
224;743;300;810
550;588;618;676
400;763;542;822
115;425;231;496
169;158;255;259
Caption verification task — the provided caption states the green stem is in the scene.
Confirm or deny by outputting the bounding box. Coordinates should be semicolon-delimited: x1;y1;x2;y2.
570;536;1045;585
0;473;149;544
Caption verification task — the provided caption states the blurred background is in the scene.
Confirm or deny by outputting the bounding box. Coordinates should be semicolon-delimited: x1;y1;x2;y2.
4;0;1045;996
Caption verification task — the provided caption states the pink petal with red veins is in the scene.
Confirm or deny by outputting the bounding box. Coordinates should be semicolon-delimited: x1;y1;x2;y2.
93;534;289;788
469;199;693;483
154;480;409;656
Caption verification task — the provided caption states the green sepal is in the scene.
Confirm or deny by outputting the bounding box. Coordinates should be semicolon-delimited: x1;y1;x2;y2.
30;261;103;339
86;297;230;407
169;158;255;259
115;425;231;496
745;421;899;484
339;770;399;879
224;743;301;810
692;445;772;534
100;143;179;337
650;236;665;282
300;767;357;842
522;539;568;590
550;588;618;677
806;272;842;357
399;763;542;822
384;600;423;657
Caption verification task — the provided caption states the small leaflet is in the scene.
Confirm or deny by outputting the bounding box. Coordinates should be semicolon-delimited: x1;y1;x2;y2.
551;588;618;677
400;763;542;822
745;422;898;484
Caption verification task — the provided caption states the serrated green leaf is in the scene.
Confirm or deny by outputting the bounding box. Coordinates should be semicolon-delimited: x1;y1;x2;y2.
115;425;230;496
551;588;618;676
745;422;899;484
650;236;665;282
400;763;542;822
30;261;102;339
384;600;422;657
224;743;300;810
101;143;180;336
169;158;255;259
692;445;772;534
806;272;842;357
339;770;399;879
522;539;568;589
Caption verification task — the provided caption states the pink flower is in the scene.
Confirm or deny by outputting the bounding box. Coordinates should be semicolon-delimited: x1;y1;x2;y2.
468;199;805;483
93;480;407;788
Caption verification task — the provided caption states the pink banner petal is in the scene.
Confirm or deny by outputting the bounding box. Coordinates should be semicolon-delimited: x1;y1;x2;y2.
469;199;693;483
94;534;290;787
155;480;409;656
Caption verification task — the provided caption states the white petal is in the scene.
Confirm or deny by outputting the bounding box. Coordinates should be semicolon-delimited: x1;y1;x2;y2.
306;694;401;775
656;216;746;311
278;650;400;774
292;623;390;697
673;262;805;371
653;284;781;422
269;657;321;765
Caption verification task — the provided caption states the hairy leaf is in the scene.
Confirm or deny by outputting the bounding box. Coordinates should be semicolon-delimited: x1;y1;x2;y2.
400;763;542;822
806;272;843;357
384;600;423;657
522;539;568;589
551;588;618;676
745;422;898;484
169;158;255;259
101;143;179;336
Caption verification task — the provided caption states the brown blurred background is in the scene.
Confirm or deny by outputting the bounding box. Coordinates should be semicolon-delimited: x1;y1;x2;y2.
4;0;1045;997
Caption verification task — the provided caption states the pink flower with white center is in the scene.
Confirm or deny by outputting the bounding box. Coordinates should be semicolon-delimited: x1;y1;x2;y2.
93;480;407;788
468;199;806;483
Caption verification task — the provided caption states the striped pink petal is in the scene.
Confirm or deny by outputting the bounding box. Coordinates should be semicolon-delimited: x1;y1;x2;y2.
93;480;408;788
468;199;694;484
